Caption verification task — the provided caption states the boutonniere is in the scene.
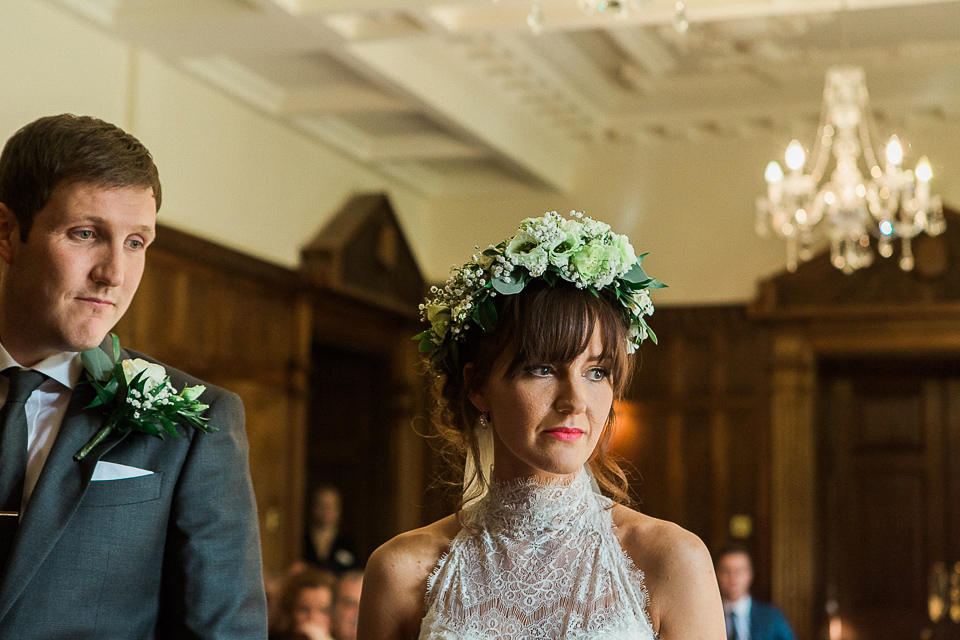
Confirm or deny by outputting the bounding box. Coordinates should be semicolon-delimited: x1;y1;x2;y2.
73;334;216;461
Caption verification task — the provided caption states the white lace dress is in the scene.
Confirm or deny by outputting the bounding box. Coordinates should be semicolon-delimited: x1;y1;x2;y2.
419;470;657;639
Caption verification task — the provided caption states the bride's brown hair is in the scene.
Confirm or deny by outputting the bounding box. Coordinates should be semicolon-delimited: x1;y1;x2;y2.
429;279;635;507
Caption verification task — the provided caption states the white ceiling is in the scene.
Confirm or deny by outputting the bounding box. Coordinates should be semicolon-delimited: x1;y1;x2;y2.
50;0;960;196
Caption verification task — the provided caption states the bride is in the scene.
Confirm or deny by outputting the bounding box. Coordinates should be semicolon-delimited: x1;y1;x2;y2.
358;211;724;639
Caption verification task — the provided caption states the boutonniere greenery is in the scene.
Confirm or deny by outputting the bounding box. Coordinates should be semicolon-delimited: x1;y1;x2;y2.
73;334;215;461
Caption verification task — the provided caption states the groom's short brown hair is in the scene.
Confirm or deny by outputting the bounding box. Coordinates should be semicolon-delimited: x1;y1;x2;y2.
0;113;161;240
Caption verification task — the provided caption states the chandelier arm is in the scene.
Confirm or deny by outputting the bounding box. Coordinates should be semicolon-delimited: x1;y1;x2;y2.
859;112;881;175
809;102;832;183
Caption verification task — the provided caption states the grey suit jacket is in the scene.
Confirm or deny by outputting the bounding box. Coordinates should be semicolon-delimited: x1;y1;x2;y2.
0;348;268;639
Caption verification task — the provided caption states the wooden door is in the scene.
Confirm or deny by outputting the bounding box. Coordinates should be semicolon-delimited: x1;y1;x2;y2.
818;358;960;640
304;344;394;567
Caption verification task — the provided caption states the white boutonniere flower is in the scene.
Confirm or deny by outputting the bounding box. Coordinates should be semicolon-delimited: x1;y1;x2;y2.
74;334;215;461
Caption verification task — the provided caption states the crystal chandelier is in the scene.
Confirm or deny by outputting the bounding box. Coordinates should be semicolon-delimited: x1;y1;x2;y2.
756;65;944;274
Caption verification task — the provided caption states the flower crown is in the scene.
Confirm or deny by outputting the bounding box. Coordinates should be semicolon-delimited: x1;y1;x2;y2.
415;210;665;372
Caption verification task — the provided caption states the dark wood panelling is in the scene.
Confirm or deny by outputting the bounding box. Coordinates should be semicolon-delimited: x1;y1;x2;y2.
626;305;773;599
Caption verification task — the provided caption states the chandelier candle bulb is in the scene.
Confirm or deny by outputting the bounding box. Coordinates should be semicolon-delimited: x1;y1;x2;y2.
886;135;903;168
785;140;806;172
756;65;945;273
916;156;932;183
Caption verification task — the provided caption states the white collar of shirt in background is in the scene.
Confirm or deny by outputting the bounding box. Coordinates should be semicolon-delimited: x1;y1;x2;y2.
724;595;752;640
0;341;83;514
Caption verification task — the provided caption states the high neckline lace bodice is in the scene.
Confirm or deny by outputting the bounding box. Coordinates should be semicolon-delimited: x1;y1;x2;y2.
419;469;656;640
474;472;591;535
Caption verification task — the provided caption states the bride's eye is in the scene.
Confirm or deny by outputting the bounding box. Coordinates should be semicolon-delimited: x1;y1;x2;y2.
586;367;609;382
527;365;553;377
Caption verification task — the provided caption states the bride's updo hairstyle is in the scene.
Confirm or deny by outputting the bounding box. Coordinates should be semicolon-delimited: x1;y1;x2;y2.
415;211;663;508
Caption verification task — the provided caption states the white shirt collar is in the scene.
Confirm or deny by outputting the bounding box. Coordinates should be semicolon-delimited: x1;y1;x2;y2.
724;595;752;618
0;341;83;390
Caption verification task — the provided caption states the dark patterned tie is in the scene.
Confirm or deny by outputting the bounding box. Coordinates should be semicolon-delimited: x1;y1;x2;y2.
0;368;47;576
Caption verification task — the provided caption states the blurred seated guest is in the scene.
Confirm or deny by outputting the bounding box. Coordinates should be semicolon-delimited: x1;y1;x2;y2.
715;545;795;640
269;567;337;640
331;570;363;640
304;484;356;574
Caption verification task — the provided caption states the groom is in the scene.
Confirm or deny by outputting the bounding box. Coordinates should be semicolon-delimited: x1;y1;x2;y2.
0;114;267;637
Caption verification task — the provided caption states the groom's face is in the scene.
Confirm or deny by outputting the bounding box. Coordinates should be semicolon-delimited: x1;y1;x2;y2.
0;181;156;365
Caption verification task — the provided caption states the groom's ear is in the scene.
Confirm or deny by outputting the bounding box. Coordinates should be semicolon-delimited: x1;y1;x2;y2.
0;203;19;265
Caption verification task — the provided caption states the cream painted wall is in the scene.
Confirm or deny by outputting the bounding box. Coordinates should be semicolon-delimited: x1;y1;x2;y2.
0;0;430;271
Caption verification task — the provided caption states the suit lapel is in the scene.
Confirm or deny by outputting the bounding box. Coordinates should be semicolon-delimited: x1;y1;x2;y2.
0;357;131;621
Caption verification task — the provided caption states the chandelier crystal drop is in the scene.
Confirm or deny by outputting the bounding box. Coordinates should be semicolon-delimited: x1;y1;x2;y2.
756;65;944;274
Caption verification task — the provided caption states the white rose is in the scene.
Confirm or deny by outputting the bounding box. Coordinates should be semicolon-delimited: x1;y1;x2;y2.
121;358;167;393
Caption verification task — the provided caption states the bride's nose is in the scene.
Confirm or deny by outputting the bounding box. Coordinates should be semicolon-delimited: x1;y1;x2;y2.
554;376;587;415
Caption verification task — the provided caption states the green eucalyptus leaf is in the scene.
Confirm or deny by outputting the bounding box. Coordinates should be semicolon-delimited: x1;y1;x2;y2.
476;299;498;333
491;267;526;295
81;347;114;382
110;333;121;362
647;278;667;290
621;261;649;285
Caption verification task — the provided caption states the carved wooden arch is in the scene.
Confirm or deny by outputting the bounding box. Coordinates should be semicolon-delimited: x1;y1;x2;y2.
301;192;425;314
749;209;960;640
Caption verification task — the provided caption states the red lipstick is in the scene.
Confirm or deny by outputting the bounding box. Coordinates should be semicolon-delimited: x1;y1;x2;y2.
544;427;584;441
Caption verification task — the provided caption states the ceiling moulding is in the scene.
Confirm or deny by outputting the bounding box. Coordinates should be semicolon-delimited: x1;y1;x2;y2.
270;0;444;15
182;55;285;113
277;85;413;116
347;35;578;192
54;0;258;26
378;161;547;198
428;0;959;34
365;133;488;162
295;115;377;159
324;12;427;40
52;0;120;25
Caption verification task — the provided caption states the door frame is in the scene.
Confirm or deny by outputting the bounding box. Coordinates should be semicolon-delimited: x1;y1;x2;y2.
765;311;960;639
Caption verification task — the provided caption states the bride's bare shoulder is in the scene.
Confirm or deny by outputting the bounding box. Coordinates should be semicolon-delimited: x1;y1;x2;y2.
611;505;724;638
369;515;461;581
359;515;462;640
611;505;708;570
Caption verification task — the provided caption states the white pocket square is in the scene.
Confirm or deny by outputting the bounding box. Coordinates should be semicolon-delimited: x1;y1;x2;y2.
91;461;154;482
